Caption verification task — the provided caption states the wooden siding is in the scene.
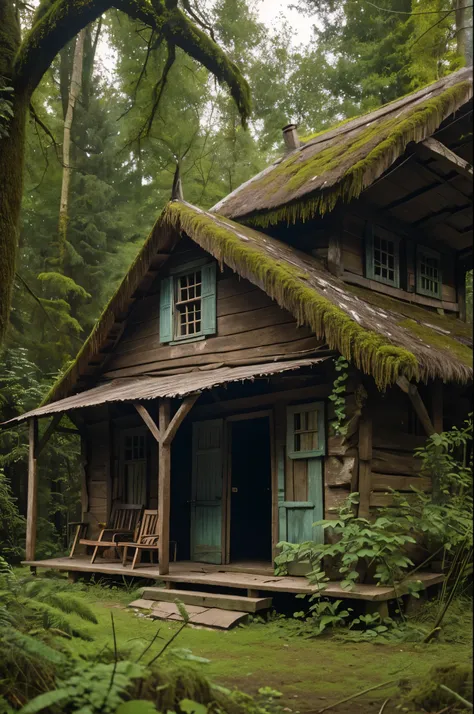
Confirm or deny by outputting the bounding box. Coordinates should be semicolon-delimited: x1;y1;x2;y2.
103;240;323;380
85;419;111;537
342;213;458;306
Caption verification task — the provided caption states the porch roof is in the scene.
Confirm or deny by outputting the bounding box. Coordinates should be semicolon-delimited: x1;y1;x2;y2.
2;357;327;425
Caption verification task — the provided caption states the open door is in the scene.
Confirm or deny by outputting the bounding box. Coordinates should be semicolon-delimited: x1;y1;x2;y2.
278;402;325;546
190;419;224;564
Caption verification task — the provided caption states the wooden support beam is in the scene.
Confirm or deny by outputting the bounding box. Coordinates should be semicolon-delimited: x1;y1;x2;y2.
432;380;443;434
36;414;62;457
56;426;81;435
420;137;473;181
162;394;199;446
358;412;372;518
158;399;171;576
26;418;38;561
396;376;435;436
134;403;161;443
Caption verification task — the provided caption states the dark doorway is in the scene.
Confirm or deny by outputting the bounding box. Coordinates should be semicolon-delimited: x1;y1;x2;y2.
229;417;272;563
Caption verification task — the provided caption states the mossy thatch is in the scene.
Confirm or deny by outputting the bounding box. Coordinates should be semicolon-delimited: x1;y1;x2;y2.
162;202;471;388
39;199;471;409
213;68;472;226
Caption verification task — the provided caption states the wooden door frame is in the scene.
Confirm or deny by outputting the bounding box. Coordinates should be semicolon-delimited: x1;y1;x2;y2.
223;409;276;565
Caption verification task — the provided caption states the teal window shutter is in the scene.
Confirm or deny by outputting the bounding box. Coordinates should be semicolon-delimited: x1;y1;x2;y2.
159;277;173;343
201;262;217;336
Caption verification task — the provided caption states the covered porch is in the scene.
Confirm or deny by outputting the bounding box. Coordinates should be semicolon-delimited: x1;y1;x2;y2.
5;358;330;577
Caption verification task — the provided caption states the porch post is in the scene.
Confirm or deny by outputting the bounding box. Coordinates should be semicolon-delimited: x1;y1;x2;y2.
26;417;38;561
158;399;171;575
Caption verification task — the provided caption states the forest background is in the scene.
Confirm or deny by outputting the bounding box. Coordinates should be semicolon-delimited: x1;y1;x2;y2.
0;0;472;558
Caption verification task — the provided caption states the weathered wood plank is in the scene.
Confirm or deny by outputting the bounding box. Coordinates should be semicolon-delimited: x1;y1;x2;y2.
371;473;431;492
141;587;272;613
358;413;372;518
371;449;422;476
396;377;435;437
103;336;323;379
158;400;171;576
325;455;356;487
370;492;419;507
372;429;427;452
26;418;38;561
420;137;473;181
108;322;315;371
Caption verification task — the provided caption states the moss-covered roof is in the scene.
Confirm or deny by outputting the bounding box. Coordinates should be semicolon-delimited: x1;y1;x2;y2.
42;200;472;406
212;68;473;227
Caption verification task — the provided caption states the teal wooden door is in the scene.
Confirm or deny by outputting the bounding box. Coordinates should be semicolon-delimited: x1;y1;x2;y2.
278;401;325;545
191;419;224;564
278;458;324;545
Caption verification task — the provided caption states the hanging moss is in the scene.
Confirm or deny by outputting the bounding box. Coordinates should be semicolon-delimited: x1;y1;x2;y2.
164;201;419;389
399;319;473;368
230;79;473;227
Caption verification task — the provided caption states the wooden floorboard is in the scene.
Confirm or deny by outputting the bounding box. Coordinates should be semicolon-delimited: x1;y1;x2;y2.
22;557;443;601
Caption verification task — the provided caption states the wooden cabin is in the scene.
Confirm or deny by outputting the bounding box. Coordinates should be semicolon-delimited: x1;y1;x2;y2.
4;68;472;593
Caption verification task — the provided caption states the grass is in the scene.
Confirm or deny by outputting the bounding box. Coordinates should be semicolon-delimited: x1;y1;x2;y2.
28;572;472;713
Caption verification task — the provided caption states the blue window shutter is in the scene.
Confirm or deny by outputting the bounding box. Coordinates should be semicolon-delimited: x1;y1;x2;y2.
201;262;217;336
159;277;173;343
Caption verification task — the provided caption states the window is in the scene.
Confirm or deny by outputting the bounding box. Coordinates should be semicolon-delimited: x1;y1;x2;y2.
159;261;216;343
175;269;202;338
121;429;147;505
287;402;325;459
416;245;442;299
366;224;400;288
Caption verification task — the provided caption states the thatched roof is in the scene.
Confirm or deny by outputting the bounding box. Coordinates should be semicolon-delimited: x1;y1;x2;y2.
212;68;473;226
42;201;472;407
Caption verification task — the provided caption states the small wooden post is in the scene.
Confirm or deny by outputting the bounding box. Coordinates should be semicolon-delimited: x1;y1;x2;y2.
26;417;39;561
158;399;171;576
358;412;372;518
432;380;443;434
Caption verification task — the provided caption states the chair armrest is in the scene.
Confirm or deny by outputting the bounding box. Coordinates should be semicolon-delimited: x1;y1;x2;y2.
69;521;88;527
112;532;135;544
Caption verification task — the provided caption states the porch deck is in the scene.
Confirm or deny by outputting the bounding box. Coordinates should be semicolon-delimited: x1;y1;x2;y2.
22;556;444;602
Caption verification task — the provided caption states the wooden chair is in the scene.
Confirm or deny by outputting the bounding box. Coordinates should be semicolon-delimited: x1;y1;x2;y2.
119;509;177;570
78;504;144;564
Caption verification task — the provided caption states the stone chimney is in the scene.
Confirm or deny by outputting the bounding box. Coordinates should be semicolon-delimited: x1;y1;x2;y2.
282;123;300;152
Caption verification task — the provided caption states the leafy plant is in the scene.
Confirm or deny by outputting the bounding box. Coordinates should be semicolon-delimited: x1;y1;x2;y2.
294;597;353;636
328;356;349;436
0;468;25;561
276;492;417;591
0;561;97;707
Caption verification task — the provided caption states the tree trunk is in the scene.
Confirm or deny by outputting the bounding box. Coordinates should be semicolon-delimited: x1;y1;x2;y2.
0;0;25;343
58;29;86;268
455;0;472;65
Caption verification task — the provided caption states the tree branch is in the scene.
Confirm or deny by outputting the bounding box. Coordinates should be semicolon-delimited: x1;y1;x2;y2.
15;0;250;128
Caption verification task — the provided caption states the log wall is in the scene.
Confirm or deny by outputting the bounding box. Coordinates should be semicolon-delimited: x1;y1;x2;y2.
103;239;324;380
342;212;458;306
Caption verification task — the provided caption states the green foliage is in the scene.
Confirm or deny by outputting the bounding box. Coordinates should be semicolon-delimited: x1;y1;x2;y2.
328;356;349;436
276;492;417;591
401;663;473;712
0;468;25;561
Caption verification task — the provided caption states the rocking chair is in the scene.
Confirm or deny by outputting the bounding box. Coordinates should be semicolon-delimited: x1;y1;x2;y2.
119;509;177;569
76;503;143;563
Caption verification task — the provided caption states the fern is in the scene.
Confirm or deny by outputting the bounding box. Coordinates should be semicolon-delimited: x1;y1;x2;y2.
18;688;70;714
28;600;93;640
41;592;98;624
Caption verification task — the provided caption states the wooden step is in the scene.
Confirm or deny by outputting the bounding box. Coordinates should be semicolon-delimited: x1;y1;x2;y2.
141;586;272;613
128;598;249;629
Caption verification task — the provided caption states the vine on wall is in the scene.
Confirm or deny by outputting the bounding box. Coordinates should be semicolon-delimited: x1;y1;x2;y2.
329;356;349;436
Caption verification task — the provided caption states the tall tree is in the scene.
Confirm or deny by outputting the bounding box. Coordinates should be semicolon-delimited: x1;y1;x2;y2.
0;0;251;345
